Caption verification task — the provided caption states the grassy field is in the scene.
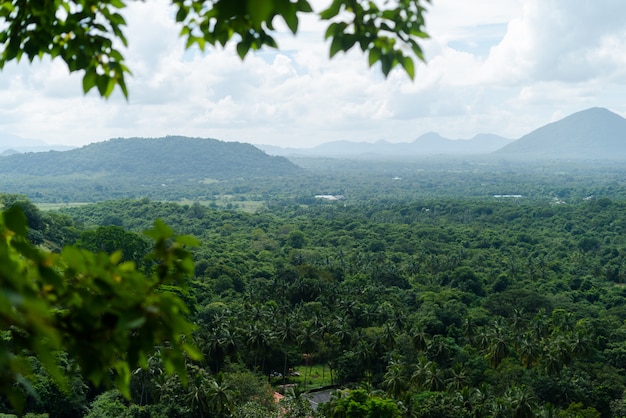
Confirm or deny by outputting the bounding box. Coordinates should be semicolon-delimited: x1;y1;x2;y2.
270;364;334;391
36;202;92;211
177;197;265;213
37;199;265;213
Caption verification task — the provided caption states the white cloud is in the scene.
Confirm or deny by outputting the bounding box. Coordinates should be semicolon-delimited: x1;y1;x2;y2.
0;0;625;148
485;0;626;84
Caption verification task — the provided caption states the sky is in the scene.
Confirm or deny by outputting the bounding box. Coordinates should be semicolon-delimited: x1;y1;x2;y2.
1;0;626;149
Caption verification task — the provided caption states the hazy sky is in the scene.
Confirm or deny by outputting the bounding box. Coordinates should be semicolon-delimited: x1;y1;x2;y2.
1;0;625;148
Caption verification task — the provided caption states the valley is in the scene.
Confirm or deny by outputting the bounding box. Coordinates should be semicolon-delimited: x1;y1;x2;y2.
2;108;626;417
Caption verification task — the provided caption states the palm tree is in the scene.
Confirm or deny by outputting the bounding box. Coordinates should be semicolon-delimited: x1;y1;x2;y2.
334;314;354;349
381;322;397;352
245;320;272;372
275;312;300;388
298;321;318;389
411;356;443;391
199;327;224;372
185;366;212;418
510;308;527;336
476;326;491;350
530;309;550;340
247;302;270;323
461;317;478;345
446;364;469;392
133;350;163;406
485;319;511;368
359;304;380;327
518;333;541;369
352;329;374;382
411;324;430;353
503;386;536;418
316;316;336;384
339;299;359;324
218;323;239;369
488;397;509;418
535;402;559;418
280;385;315;418
427;334;457;365
382;359;409;399
456;386;487;417
549;308;575;333
206;373;236;418
542;335;572;377
569;328;595;359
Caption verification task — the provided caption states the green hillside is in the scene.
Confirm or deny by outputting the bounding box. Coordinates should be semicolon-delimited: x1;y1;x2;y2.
0;136;301;179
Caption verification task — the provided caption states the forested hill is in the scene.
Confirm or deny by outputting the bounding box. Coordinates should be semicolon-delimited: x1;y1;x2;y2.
0;136;301;179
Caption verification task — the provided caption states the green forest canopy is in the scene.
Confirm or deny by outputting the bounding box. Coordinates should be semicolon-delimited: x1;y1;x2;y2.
4;192;626;416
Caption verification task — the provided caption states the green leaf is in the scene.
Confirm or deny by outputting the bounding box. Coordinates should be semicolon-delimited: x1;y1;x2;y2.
175;6;189;22
103;77;116;98
82;69;98;94
282;9;299;34
401;56;415;79
236;41;250;59
185;34;197;49
118;74;129;99
297;0;313;13
324;21;347;40
114;361;132;398
329;35;344;58
108;12;126;26
319;0;343;20
368;47;381;67
176;235;200;247
109;0;126;8
145;219;173;241
380;53;392;76
341;34;357;51
247;0;274;26
3;206;27;237
182;343;203;361
117;311;147;330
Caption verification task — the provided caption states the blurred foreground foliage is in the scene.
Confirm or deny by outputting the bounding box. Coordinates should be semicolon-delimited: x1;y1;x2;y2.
0;205;200;411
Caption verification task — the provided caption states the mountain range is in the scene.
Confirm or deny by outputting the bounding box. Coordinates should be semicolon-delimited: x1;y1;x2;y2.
260;133;515;157
260;107;626;160
0;108;625;172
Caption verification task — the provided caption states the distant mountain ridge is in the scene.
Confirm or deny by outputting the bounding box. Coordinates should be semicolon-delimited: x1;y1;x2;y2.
261;107;626;160
260;133;515;157
0;133;73;153
0;136;301;179
2;108;624;167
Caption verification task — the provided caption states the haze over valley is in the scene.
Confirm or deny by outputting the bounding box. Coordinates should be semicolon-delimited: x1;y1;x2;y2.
0;107;625;206
260;108;626;160
3;107;626;163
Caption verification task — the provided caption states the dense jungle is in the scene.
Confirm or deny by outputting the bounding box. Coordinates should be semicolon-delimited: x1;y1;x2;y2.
3;159;626;417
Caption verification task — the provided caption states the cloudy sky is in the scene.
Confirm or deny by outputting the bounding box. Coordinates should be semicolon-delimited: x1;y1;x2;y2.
1;0;625;149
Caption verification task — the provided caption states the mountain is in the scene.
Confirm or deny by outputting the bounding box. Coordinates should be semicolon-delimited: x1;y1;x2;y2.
260;133;514;158
0;149;20;157
0;136;301;179
494;107;626;160
409;132;513;155
0;132;75;153
0;132;45;150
